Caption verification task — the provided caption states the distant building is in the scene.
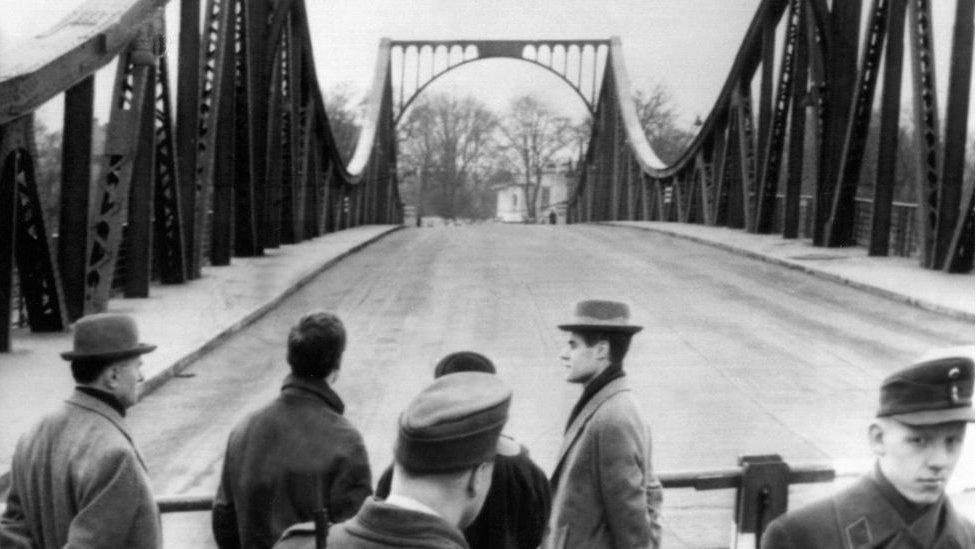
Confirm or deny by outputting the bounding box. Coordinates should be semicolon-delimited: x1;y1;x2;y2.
495;163;576;223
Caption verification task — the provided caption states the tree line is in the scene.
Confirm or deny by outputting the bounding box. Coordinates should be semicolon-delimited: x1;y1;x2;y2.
327;82;697;221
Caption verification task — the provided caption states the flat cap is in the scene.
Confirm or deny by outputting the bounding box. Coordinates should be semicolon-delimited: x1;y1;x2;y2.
396;372;512;473
877;354;974;425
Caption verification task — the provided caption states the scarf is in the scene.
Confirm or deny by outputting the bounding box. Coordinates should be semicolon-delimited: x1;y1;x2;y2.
565;362;625;432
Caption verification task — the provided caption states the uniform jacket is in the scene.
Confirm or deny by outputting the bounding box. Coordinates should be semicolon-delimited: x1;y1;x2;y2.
375;436;552;549
273;497;469;549
761;468;975;549
542;377;663;549
213;374;372;549
0;390;161;549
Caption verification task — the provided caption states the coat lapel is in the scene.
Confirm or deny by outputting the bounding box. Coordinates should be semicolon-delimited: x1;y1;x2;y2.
551;377;630;485
65;390;147;469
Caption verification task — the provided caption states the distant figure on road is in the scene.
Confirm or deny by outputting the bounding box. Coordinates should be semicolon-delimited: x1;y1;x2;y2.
212;311;372;549
374;351;552;549
0;313;162;548
541;299;663;549
761;350;975;549
275;371;512;549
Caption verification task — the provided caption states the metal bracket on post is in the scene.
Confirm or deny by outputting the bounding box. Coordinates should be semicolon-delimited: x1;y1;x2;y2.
732;454;790;549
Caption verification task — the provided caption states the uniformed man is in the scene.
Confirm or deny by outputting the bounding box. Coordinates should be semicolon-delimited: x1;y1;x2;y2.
0;313;161;548
761;351;975;549
274;371;512;548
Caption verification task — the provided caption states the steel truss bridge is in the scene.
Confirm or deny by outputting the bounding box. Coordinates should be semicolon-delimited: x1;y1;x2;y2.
1;0;973;358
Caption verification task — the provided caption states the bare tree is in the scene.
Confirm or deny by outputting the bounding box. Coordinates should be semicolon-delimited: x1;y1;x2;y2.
323;82;363;162
633;83;695;165
398;93;498;218
497;95;576;221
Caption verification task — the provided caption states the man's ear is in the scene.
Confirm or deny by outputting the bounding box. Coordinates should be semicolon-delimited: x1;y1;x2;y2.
594;340;610;361
466;462;492;496
868;422;885;457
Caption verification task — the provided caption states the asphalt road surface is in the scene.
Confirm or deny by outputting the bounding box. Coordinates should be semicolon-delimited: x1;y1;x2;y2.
129;224;974;548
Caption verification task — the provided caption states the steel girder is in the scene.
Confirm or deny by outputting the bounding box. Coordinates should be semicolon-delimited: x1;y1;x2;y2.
566;0;972;274
0;116;68;352
0;0;402;350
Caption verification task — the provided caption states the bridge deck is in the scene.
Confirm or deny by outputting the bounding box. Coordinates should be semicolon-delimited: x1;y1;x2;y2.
2;223;973;547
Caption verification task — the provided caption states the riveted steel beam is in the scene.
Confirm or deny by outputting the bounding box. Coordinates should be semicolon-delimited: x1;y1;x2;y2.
937;0;974;271
869;0;908;256
84;27;157;314
60;76;95;320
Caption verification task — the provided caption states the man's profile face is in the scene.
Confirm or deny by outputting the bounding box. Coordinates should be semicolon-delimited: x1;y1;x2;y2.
871;419;967;504
109;356;145;409
559;332;603;384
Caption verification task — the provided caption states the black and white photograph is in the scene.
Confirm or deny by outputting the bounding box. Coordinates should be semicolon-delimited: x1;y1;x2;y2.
0;0;973;547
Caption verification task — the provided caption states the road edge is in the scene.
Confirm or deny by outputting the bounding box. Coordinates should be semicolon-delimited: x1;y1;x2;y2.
597;222;974;322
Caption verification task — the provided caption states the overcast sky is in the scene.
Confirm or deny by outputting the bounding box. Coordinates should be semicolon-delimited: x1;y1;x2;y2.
0;0;966;132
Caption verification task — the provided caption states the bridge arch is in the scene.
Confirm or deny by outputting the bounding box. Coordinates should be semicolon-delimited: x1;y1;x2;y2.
388;39;609;124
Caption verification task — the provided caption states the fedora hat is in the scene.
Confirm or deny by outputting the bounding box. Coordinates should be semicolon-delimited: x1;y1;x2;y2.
61;313;156;361
558;299;643;334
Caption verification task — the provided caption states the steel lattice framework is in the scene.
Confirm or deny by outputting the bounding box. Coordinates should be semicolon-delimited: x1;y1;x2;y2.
0;0;973;351
568;0;973;277
0;0;401;351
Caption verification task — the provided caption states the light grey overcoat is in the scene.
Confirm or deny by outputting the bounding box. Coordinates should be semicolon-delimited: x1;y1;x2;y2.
0;390;161;548
542;377;663;549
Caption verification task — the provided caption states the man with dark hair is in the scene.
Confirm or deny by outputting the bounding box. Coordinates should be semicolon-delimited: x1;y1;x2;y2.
375;352;552;549
213;310;372;549
0;313;161;548
275;371;512;549
761;350;975;549
541;299;663;549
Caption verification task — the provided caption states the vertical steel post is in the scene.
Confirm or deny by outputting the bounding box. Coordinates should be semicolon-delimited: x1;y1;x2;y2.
784;5;809;239
210;4;238;266
826;0;890;247
813;0;862;246
870;0;908;256
936;0;974;270
60;76;95;320
0;126;16;352
177;0;201;278
124;54;159;299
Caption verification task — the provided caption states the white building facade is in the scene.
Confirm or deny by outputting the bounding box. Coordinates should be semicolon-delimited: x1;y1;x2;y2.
495;167;574;223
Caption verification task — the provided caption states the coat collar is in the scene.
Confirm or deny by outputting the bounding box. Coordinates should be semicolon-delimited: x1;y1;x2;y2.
280;374;345;414
551;377;630;485
65;389;146;469
832;468;964;548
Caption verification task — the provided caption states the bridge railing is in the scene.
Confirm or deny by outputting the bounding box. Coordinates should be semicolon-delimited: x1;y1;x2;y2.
0;0;402;352
569;0;973;274
152;455;834;545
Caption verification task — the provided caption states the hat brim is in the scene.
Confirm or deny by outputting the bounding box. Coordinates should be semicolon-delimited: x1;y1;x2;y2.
557;323;643;335
884;406;975;426
61;343;157;362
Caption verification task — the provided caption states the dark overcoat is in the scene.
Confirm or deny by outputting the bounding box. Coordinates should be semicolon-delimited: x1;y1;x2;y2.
541;377;663;549
761;469;975;549
212;374;372;549
0;390;161;548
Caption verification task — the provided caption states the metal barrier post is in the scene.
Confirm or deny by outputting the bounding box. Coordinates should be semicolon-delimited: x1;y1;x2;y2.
732;454;789;549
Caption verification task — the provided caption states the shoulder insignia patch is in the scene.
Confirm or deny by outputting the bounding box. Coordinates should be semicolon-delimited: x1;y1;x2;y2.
845;516;872;549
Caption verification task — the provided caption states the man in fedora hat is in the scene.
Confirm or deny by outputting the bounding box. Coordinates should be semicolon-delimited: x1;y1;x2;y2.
541;299;663;549
762;349;975;549
0;313;162;548
275;371;512;548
